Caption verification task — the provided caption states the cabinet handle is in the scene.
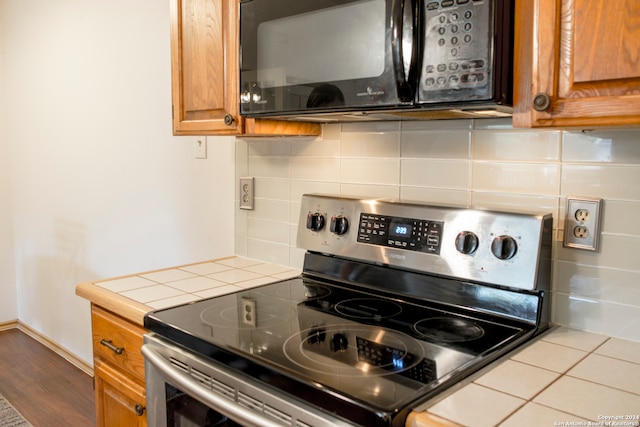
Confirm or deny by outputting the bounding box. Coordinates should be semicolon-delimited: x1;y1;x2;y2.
134;403;145;417
532;93;551;112
100;339;124;355
224;114;235;126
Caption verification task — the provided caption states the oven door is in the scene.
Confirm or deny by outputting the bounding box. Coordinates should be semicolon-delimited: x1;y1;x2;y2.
142;334;352;427
240;0;417;117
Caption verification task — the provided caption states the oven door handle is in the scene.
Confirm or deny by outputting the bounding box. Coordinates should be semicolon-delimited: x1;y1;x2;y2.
141;344;284;427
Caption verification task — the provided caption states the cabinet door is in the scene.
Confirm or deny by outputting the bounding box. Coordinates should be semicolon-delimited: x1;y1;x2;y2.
170;0;242;135
94;359;147;427
513;0;640;127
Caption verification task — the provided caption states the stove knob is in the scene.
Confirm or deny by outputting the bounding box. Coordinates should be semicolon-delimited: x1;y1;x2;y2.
330;215;349;235
491;235;518;260
455;231;479;255
306;212;325;231
330;333;348;353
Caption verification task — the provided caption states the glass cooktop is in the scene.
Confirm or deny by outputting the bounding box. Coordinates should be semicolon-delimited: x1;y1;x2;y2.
144;276;534;419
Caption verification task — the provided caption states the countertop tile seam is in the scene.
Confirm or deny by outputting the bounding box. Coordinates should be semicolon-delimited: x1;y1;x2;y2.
489;375;612;427
497;357;567;379
473;347;616;418
507;347;590;375
104;281;159;292
564;372;640;398
461;382;529;427
494;400;529;427
113;272;289;298
497;339;612;401
472;367;560;406
498;402;590;427
539;334;611;353
593;346;640;367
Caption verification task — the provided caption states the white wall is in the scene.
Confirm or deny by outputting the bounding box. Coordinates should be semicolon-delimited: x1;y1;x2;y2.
0;12;17;322
1;0;235;363
236;121;640;343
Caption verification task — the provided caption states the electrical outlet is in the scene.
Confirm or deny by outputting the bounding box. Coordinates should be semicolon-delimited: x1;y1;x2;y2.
563;197;603;251
241;298;257;327
239;177;254;210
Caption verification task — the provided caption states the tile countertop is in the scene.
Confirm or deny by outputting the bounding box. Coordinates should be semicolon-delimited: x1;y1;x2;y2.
76;256;640;427
408;327;640;427
75;256;301;325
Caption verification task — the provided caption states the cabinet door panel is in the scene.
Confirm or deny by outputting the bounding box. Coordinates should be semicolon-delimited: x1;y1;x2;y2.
514;0;640;127
171;0;241;135
572;0;639;83
181;0;224;113
94;360;147;427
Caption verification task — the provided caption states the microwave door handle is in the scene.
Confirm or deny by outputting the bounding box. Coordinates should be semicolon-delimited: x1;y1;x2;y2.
391;0;416;101
142;344;284;427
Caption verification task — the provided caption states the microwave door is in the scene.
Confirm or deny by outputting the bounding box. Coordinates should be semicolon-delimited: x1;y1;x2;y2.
239;0;417;117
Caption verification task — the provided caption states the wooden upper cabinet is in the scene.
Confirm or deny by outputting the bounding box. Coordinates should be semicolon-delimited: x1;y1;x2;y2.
170;0;320;136
513;0;640;127
171;0;241;135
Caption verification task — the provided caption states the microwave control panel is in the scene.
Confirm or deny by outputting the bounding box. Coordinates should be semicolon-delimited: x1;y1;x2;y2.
419;0;511;104
357;213;444;255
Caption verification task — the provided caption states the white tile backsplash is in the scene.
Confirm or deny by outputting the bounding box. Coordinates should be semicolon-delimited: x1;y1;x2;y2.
401;129;470;159
236;120;640;342
563;129;640;163
401;158;470;188
472;162;560;195
341;158;400;184
563;164;640;200
473;129;561;161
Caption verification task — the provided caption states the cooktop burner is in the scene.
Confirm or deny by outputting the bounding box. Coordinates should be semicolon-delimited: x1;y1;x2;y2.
334;298;402;320
414;317;485;343
283;324;424;377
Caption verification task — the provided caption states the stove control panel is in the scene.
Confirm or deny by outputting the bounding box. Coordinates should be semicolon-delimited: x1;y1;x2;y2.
297;194;552;291
357;213;444;255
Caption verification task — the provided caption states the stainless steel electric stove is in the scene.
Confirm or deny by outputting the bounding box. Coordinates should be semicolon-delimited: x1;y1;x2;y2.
143;194;552;427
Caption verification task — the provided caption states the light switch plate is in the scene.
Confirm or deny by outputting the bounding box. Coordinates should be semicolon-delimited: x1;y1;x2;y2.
194;139;207;159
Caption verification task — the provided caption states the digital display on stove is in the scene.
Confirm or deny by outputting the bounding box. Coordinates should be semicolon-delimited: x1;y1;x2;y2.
389;222;412;237
357;213;443;255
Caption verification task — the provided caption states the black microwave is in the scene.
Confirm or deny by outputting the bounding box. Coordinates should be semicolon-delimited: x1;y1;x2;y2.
239;0;513;121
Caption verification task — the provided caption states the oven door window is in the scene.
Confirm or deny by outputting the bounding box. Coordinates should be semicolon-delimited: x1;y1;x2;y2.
166;384;242;427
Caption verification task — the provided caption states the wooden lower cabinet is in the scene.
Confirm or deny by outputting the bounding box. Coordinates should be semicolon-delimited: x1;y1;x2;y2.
94;360;147;427
91;305;148;426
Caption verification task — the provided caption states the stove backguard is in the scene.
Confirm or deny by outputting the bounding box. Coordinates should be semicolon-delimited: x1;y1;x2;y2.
297;194;553;293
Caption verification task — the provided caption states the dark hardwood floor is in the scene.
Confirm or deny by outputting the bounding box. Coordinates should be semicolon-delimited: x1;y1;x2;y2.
0;328;95;427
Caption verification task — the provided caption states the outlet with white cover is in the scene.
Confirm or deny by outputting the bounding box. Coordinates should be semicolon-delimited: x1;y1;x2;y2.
563;197;603;251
